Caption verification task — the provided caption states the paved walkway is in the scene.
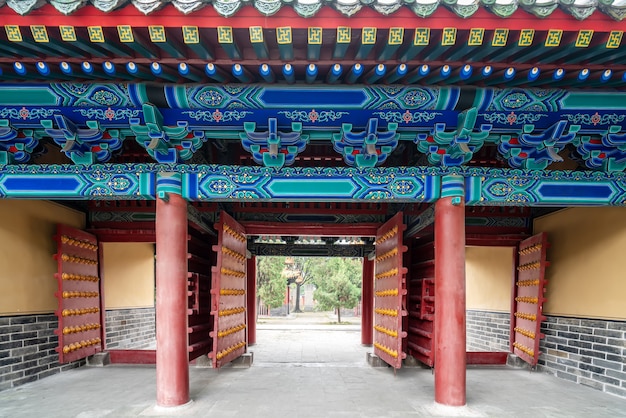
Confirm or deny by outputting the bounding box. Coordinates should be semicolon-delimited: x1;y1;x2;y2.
0;312;624;417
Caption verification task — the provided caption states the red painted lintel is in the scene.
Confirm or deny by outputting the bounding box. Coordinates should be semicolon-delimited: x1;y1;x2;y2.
466;351;508;365
108;349;157;364
241;222;380;237
1;4;620;32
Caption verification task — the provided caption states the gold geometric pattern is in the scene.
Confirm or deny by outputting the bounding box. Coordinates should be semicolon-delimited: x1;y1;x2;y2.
413;28;430;46
117;25;134;43
468;28;484;46
442;28;457;46
249;26;263;43
5;25;22;42
388;27;404;46
30;26;49;43
218;27;233;43
545;29;562;47
59;26;76;42
606;31;623;49
362;27;377;45
149;26;166;43
518;29;535;47
337;27;351;44
276;27;292;44
183;26;199;44
575;30;593;48
308;27;322;45
492;28;508;47
88;27;105;43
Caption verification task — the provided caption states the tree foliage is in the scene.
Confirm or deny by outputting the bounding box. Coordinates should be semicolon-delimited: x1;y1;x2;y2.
256;256;287;309
312;257;362;323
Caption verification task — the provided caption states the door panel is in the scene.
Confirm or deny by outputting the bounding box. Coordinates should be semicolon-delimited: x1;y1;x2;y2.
512;232;549;367
209;211;247;368
373;212;408;369
54;224;102;363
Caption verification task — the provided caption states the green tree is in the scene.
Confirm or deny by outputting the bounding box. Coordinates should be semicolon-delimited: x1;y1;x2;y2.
286;257;316;313
256;256;287;309
312;257;362;323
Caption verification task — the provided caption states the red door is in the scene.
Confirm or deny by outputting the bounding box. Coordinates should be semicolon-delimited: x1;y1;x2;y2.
373;212;408;369
512;232;549;366
209;211;248;368
54;224;103;363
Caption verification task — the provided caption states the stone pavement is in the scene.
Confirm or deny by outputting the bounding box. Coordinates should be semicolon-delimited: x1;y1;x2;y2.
0;312;624;417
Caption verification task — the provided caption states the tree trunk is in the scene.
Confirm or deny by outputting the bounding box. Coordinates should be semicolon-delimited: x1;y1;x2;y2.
337;306;341;323
294;283;302;313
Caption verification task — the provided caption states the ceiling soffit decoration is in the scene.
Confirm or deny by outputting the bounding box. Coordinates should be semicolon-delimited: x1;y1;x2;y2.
3;0;626;19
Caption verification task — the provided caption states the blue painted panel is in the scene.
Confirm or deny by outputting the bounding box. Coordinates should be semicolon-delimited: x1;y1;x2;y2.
258;88;369;108
1;176;82;195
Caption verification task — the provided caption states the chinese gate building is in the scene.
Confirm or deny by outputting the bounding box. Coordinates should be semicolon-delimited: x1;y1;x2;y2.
0;0;626;407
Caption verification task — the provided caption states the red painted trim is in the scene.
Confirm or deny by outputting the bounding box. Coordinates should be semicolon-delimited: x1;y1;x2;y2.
466;351;508;365
91;229;156;242
98;244;107;350
361;257;374;346
247;256;257;346
2;4;623;32
241;222;380;237
109;349;157;364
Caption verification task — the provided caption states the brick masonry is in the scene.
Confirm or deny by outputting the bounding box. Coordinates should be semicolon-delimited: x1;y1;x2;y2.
105;307;155;349
466;310;510;352
0;313;85;392
538;315;626;399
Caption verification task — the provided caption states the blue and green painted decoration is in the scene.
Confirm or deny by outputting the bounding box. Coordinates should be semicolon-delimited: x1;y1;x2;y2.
1;84;626;171
1;164;625;207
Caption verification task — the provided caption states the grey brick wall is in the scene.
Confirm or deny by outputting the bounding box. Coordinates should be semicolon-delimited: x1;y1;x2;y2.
538;315;626;398
466;310;510;352
105;307;155;349
0;314;85;392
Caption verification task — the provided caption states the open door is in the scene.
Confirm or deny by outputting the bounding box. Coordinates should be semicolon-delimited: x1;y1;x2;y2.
373;212;408;369
209;211;248;368
53;224;103;363
512;232;549;367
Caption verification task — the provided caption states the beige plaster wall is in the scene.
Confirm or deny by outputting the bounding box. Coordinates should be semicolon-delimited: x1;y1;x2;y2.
0;200;85;315
102;243;155;309
466;246;514;312
534;207;626;320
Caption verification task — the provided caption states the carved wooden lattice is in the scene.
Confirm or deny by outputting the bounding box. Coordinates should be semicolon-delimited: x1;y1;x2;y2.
373;212;408;369
513;232;549;366
209;211;247;368
54;224;102;363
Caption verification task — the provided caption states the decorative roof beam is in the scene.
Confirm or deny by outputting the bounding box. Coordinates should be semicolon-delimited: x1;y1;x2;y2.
249;26;268;59
333;27;351;59
0;122;38;165
445;28;486;62
217;26;241;59
378;27;404;60
307;27;322;61
356;27;377;59
398;28;430;62
421;27;457;60
276;27;293;60
183;26;213;59
85;26;133;57
563;31;623;64
117;26;159;59
148;26;185;59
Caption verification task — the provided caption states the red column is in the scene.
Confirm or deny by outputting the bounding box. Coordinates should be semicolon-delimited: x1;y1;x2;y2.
247;256;257;346
156;192;189;407
361;257;374;345
434;196;466;406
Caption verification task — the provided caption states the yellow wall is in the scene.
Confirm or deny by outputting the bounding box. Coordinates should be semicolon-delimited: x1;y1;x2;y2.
102;243;155;309
534;207;626;320
0;200;85;315
466;246;514;312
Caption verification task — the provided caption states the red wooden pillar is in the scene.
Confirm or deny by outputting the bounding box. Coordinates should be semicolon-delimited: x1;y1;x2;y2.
155;187;190;407
247;256;257;346
434;179;466;406
361;257;374;345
